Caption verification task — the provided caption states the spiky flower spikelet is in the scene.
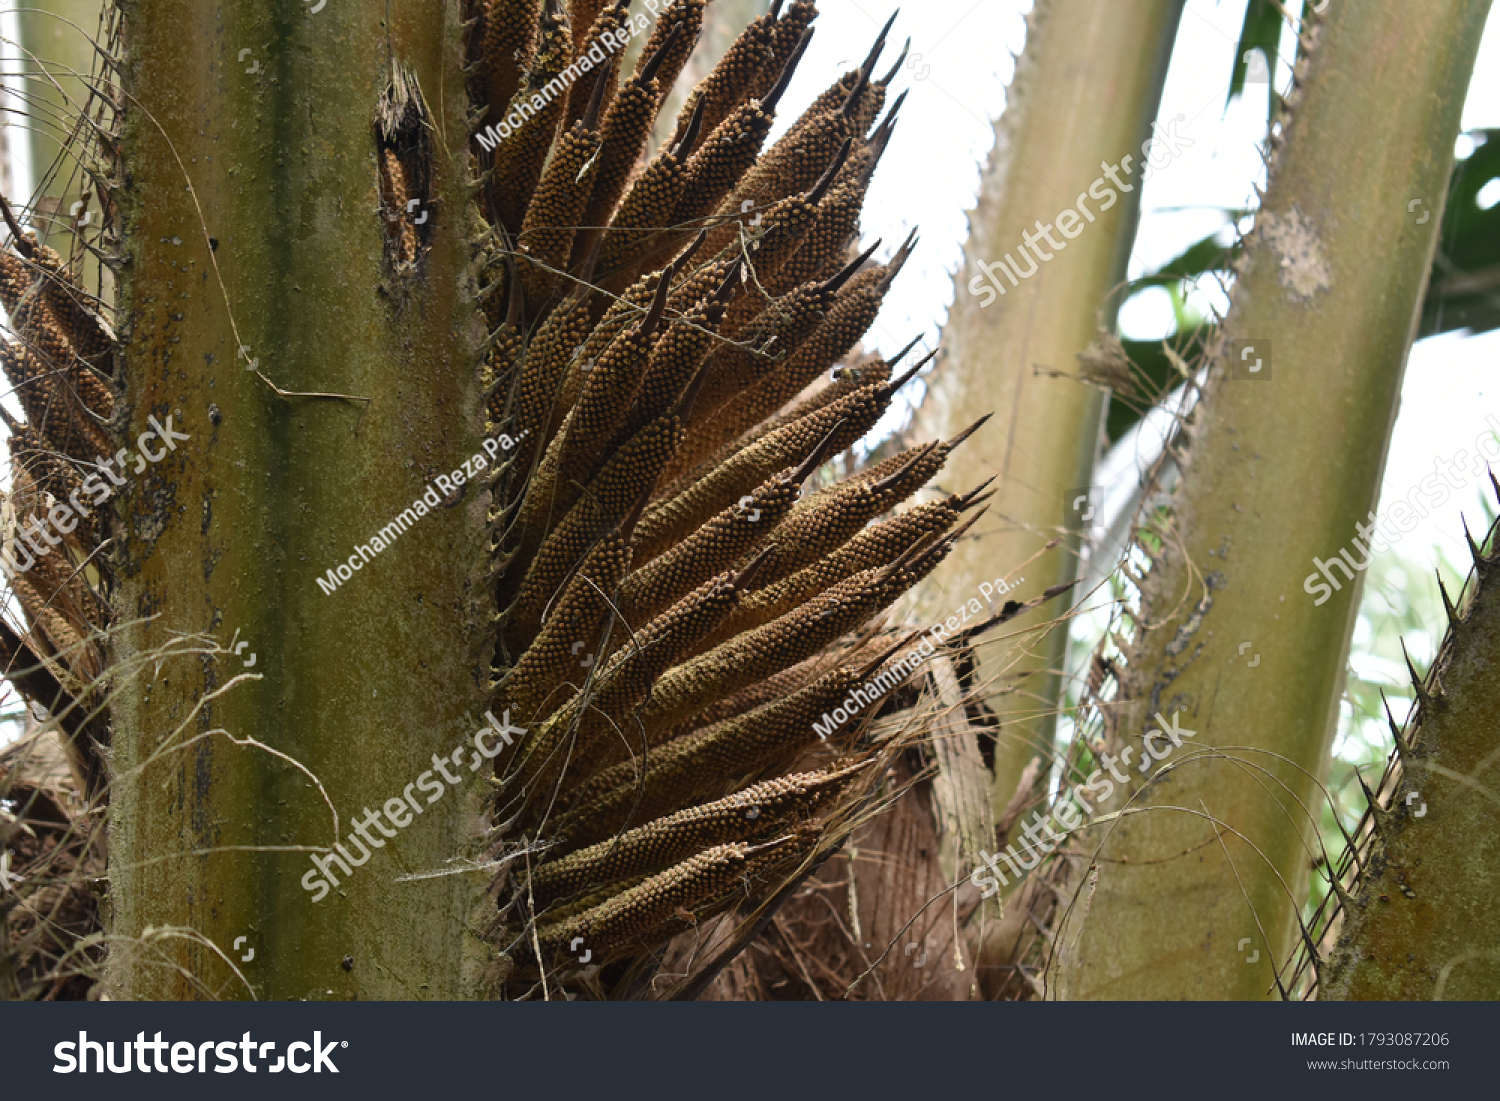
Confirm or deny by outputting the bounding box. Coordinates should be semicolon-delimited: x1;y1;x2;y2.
465;0;999;999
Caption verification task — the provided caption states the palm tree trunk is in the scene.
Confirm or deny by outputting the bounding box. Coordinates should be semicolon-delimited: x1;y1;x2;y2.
1054;0;1491;1000
107;0;489;999
1322;514;1500;999
908;0;1183;897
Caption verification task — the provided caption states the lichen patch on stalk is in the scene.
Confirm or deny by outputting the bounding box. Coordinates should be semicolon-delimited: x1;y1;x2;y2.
1257;206;1332;300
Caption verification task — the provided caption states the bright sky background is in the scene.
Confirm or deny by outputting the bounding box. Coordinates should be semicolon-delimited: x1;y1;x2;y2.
771;0;1500;602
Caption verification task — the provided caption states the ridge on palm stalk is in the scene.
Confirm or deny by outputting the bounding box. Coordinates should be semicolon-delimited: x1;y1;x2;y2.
0;0;1063;1000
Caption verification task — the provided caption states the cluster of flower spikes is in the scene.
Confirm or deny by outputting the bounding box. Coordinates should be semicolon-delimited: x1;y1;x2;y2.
466;0;991;997
0;196;117;802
